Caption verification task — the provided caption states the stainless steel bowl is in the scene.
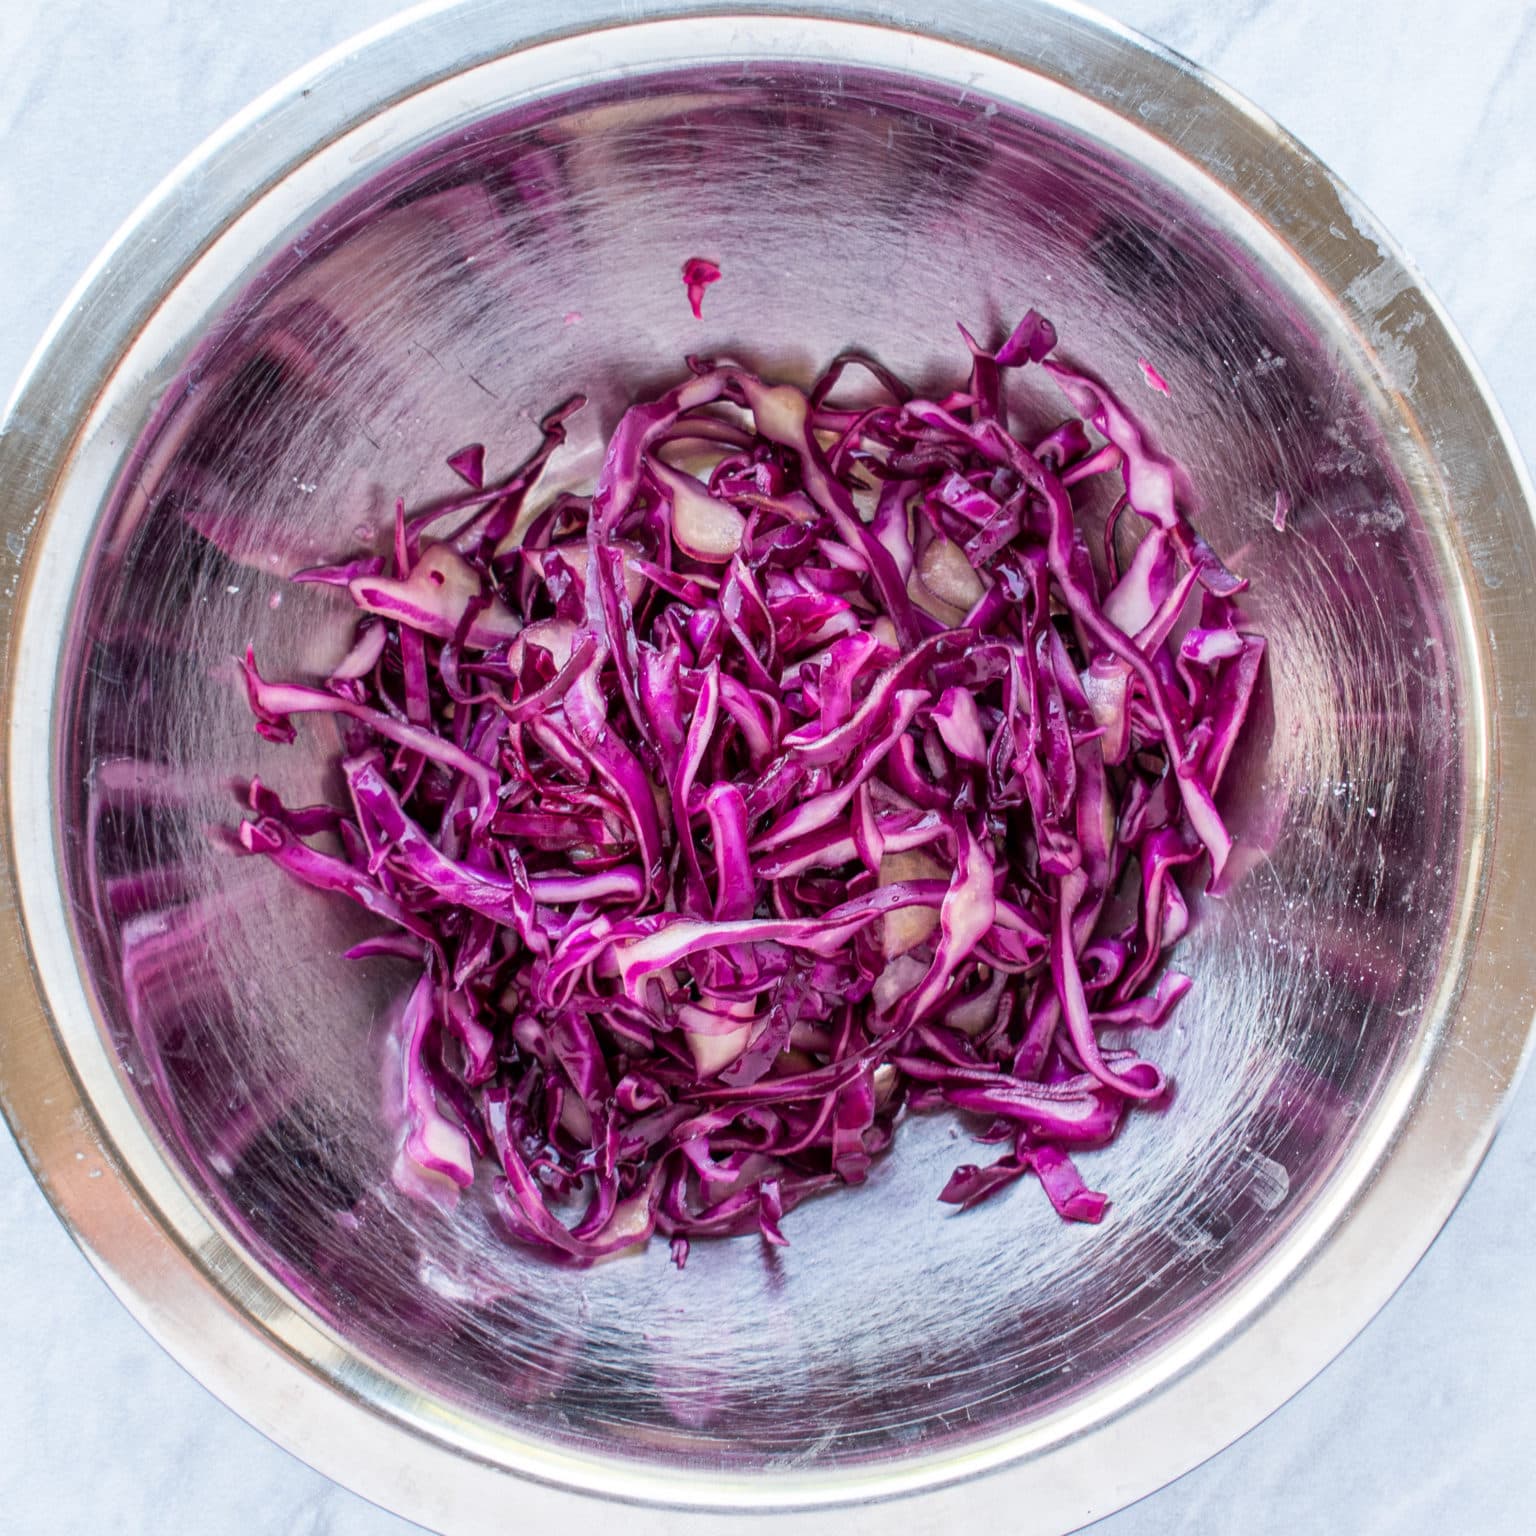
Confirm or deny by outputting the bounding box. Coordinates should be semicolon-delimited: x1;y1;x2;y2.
2;3;1533;1533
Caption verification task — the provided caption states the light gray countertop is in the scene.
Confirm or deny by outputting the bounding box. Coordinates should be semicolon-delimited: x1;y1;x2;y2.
2;1;1532;1532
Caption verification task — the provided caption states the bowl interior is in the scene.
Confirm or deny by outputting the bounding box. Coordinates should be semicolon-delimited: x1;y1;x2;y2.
58;58;1463;1472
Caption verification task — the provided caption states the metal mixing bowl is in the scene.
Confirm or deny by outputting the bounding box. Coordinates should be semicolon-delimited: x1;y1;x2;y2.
2;2;1533;1533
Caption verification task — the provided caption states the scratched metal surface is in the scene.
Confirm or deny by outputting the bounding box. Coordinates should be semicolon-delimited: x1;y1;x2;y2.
53;49;1460;1457
0;3;1531;1533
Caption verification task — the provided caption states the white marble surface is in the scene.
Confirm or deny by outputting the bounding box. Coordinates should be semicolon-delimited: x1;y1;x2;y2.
1;1;1533;1531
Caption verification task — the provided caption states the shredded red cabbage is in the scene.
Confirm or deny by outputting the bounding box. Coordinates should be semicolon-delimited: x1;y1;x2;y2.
236;312;1263;1262
1138;355;1171;397
681;257;722;320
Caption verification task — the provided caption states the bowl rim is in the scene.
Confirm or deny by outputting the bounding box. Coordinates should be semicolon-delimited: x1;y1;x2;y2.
2;3;1534;1533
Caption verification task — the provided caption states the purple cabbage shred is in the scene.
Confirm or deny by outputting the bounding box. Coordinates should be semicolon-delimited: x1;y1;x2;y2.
236;312;1264;1261
681;256;722;320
